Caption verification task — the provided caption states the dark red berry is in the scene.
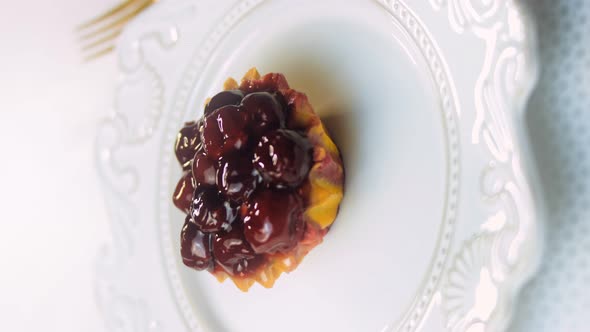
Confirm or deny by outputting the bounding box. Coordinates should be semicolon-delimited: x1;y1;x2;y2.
253;129;312;188
204;90;244;116
217;152;259;202
181;216;213;271
241;92;285;136
239;73;289;94
191;186;237;233
173;171;195;213
243;189;305;254
192;151;217;186
175;121;202;169
213;224;265;276
201;105;249;159
174;77;334;282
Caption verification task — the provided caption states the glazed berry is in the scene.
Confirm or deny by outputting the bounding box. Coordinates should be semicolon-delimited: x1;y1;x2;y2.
173;171;195;213
253;129;312;188
204;90;244;116
243;189;305;254
191;186;237;233
181;217;213;271
201;105;249;159
173;70;346;291
213;224;265;277
240;72;289;94
192;151;217;186
175;121;202;169
241;92;285;136
217;152;260;202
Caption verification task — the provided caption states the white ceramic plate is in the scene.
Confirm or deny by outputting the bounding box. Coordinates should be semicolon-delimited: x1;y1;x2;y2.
96;0;544;331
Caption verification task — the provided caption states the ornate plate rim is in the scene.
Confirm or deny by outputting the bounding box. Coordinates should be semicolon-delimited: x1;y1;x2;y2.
95;1;545;331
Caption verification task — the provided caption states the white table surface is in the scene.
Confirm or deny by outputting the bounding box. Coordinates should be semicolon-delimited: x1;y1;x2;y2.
0;0;116;330
1;0;588;331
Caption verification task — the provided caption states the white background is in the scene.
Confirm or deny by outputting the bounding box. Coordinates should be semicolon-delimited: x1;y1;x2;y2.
0;0;116;330
1;0;589;331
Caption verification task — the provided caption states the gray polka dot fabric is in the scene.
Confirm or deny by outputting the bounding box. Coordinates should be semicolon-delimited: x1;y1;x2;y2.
510;0;590;331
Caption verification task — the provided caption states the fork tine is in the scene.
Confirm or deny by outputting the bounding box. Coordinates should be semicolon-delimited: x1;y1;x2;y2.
78;0;153;42
76;0;138;31
83;45;116;62
78;0;156;61
81;30;122;51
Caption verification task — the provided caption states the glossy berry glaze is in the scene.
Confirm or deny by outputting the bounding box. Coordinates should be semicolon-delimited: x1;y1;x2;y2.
173;69;344;291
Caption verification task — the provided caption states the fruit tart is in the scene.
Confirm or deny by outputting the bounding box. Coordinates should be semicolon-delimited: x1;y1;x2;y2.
172;68;344;291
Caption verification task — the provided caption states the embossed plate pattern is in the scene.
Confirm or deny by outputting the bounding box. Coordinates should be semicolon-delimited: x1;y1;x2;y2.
96;0;544;331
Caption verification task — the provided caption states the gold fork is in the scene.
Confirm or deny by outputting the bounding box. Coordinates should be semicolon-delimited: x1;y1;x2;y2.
77;0;157;61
